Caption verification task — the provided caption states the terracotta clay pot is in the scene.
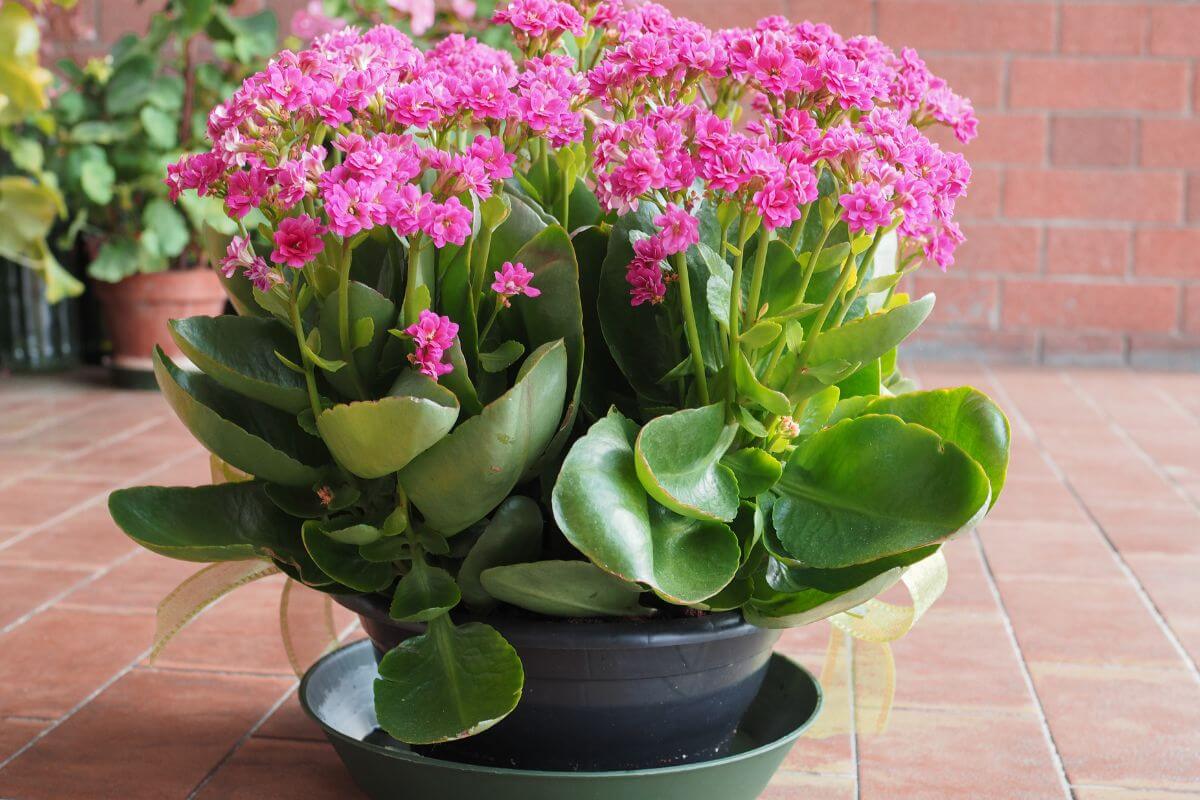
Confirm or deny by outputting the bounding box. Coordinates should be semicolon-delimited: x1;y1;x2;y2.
92;270;226;377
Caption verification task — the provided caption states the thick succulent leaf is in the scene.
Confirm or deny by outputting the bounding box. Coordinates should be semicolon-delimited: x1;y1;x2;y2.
836;358;881;399
795;385;840;437
389;559;461;622
374;617;523;744
480;561;651;618
806;293;935;369
553;410;741;604
746;566;906;629
722;447;783;498
861;387;1011;506
154;348;326;487
301;521;393;592
634;403;740;522
316;376;459;479
772;415;991;569
170;316;309;413
574;225;638;420
768;545;940;594
109;482;301;563
316;280;397;397
458;496;544;611
399;341;568;535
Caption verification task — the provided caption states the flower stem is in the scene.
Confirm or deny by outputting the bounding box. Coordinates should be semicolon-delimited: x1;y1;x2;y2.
831;231;883;328
337;245;369;399
672;250;710;405
797;247;857;368
288;280;323;421
745;226;772;329
795;223;833;310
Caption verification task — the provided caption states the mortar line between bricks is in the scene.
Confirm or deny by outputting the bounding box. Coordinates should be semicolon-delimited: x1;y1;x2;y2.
1149;381;1200;429
187;683;297;800
0;444;204;557
0;550;138;638
0;393;115;448
0;645;152;774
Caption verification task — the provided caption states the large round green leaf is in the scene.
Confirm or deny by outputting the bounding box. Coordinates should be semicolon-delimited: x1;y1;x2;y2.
154;348;327;487
552;410;741;604
458;496;544;612
374;616;523;744
108;481;301;562
399;340;568;535
772;414;991;569
301;521;393;592
480;561;651;618
807;293;935;368
862;387;1010;506
170;316;309;413
634;403;740;522
316;280;397;398
316;377;459;479
389;559;461;622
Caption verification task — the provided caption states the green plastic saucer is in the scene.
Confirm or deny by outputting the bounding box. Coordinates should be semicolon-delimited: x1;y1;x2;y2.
300;639;823;800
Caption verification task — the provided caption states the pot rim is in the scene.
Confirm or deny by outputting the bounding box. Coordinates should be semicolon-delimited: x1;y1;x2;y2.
335;592;766;650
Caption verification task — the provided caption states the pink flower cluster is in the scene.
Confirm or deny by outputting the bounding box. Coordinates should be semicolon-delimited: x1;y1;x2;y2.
493;0;584;44
405;310;459;379
491;261;541;306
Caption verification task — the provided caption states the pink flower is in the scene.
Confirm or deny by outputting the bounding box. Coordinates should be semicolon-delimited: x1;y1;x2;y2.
840;182;895;235
491;261;541;306
271;215;326;268
225;163;274;219
405;310;459;380
626;258;667;307
389;0;435;36
219;236;276;293
165;152;223;201
653;204;700;255
290;1;344;40
417;197;472;247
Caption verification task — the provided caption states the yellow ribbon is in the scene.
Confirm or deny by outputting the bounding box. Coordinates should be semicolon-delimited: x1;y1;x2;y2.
150;559;281;662
279;577;341;678
804;549;948;738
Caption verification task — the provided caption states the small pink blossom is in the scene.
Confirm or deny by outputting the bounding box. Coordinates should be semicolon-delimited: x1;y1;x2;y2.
219;236;276;292
405;310;459;379
626;259;667;307
491;261;541;306
653;205;700;255
417;197;472;248
839;181;895;235
271;215;326;268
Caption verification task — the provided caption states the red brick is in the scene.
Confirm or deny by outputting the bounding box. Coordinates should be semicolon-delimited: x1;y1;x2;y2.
1042;332;1128;366
1003;169;1183;223
908;327;1039;362
1045;227;1130;277
875;1;1054;53
923;55;1005;110
1002;279;1179;333
1060;3;1146;56
932;112;1046;165
1189;174;1200;224
787;0;872;33
909;273;999;328
1134;227;1200;279
1187;286;1200;336
1010;58;1188;112
1142;119;1200;170
0;718;45;764
194;738;360;799
1050;116;1136;167
1129;334;1200;369
1149;4;1200;56
0;563;91;630
955;222;1042;273
957;166;1002;219
664;0;786;30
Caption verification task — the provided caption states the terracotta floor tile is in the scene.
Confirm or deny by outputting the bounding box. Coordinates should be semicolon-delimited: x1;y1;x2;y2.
0;504;139;569
996;576;1183;669
0;475;113;529
141;449;214;487
63;550;202;612
1030;664;1200;790
1089;504;1200;557
193;737;362;799
0;608;152;719
937;536;1000;613
0;669;292;800
1074;789;1200;800
1122;554;1200;666
0;563;94;630
979;521;1123;581
857;707;1066;799
986;478;1091;525
255;692;326;743
0;718;46;763
761;771;856;799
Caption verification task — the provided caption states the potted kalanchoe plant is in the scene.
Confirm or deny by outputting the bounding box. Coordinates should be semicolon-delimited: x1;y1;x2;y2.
110;0;1009;776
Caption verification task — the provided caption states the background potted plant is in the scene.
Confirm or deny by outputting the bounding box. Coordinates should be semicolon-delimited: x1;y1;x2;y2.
288;0;499;48
35;0;279;382
109;0;1009;780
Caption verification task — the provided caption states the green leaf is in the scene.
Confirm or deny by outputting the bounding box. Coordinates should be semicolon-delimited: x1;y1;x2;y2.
375;617;523;744
721;447;782;498
79;158;115;204
479;340;525;373
322;523;381;545
105;52;155;115
634;403;740;523
458;496;544;612
399;340;568;535
740;320;781;349
861;387;1011;506
807;293;935;368
170;316;310;413
772;545;940;594
746;563;906;628
302;521;393;592
553;410;741;604
772;415;992;569
70;120;138;144
701;242;733;327
316;379;459;480
836;358;881;399
794;385;839;436
389;559;461;622
139;105;177;149
153;348;326;487
360;536;410;563
86;237;140;282
481;561;651;618
142;198;190;259
316;281;396;398
734;351;791;416
109;481;302;563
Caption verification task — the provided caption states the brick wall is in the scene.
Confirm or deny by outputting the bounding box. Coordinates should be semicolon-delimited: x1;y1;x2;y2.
63;0;1200;366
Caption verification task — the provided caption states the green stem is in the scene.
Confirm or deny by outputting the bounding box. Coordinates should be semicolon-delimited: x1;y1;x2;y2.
469;223;494;314
795;224;834;310
337;245;369;399
403;235;425;326
672;250;710;405
796;248;857;368
788;202;811;252
478;298;503;349
558;169;571;229
745;226;772;329
288;281;323;421
831;232;884;328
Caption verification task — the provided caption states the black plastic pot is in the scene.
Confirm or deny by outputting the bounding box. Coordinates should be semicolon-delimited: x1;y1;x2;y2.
336;593;782;772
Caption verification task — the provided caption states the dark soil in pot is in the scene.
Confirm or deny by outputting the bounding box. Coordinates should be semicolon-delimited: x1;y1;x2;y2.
336;593;782;772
